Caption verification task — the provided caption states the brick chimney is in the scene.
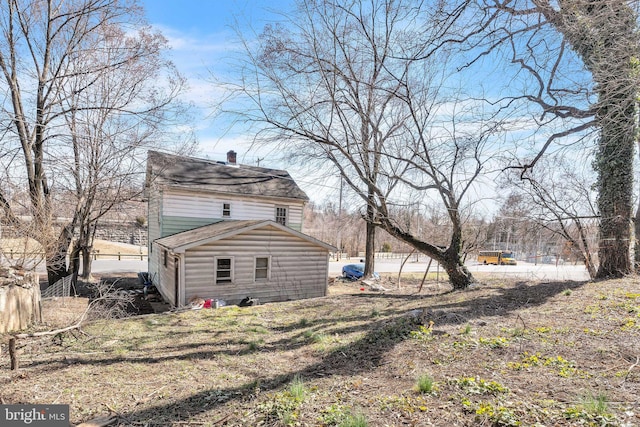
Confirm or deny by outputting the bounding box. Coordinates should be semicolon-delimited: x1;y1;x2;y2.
226;150;237;165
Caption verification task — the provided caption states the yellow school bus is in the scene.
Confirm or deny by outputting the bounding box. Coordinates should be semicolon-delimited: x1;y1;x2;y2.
478;250;517;265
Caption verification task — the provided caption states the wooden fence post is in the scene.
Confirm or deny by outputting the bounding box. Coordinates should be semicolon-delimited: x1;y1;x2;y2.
9;337;18;370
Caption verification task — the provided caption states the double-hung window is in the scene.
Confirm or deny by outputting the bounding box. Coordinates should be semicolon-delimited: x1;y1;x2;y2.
215;257;233;284
222;202;231;218
275;206;287;226
255;256;270;281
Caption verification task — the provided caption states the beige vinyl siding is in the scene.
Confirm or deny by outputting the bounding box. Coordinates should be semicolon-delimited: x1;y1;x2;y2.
163;192;220;217
153;245;178;306
162;190;304;231
182;226;328;305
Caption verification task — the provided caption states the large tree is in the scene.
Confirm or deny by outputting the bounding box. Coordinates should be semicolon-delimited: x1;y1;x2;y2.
235;0;507;289
472;0;640;277
0;0;185;284
58;20;186;281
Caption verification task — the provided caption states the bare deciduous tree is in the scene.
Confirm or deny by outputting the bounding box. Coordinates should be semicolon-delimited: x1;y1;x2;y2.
58;21;187;281
471;0;640;277
233;0;507;289
0;0;188;284
506;155;599;278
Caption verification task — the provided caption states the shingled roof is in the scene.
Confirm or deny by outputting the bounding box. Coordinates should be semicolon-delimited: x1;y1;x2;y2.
145;151;309;201
155;219;335;253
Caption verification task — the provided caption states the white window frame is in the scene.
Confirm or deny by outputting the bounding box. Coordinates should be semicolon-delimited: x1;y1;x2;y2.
222;202;231;218
275;206;287;226
214;256;234;285
254;256;271;282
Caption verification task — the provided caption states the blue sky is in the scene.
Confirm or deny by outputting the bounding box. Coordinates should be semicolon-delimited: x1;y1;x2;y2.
138;1;562;212
141;0;295;162
141;0;344;204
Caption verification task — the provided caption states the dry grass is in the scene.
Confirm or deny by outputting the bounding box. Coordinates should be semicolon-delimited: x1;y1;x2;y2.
40;297;90;327
93;239;147;256
0;239;145;266
1;277;639;426
0;237;42;253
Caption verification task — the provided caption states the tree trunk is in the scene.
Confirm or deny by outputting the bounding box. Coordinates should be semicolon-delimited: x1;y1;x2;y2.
378;216;476;290
364;220;376;278
594;92;635;278
46;251;68;286
45;226;73;286
362;185;377;277
579;229;598;280
441;253;476;290
532;1;637;278
81;247;93;279
69;244;81;292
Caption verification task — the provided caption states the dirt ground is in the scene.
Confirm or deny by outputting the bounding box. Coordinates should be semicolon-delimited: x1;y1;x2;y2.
1;275;639;426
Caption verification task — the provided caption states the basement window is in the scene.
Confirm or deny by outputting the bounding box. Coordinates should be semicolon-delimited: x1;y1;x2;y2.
215;257;233;284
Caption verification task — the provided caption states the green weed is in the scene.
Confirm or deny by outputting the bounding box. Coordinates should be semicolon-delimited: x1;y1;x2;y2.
620;317;637;331
246;339;264;352
257;376;308;425
452;340;471;350
582;393;609;415
564;392;615;425
248;325;269;334
304;330;329;344
410;323;435;342
415;374;436;394
320;405;368;427
584;304;600;315
452;377;509;395
339;412;368;427
320;404;352;425
506;327;525;337
507;352;589;378
289;375;306;401
474;401;521;426
379;395;428;414
478;336;510;348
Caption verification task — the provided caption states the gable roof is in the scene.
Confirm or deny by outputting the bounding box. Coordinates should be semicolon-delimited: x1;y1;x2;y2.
146;151;309;201
154;219;336;253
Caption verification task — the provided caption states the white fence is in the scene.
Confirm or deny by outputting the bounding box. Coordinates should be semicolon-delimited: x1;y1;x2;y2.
42;274;74;299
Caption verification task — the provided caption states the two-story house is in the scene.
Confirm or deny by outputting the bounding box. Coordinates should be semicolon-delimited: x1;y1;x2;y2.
145;150;335;307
